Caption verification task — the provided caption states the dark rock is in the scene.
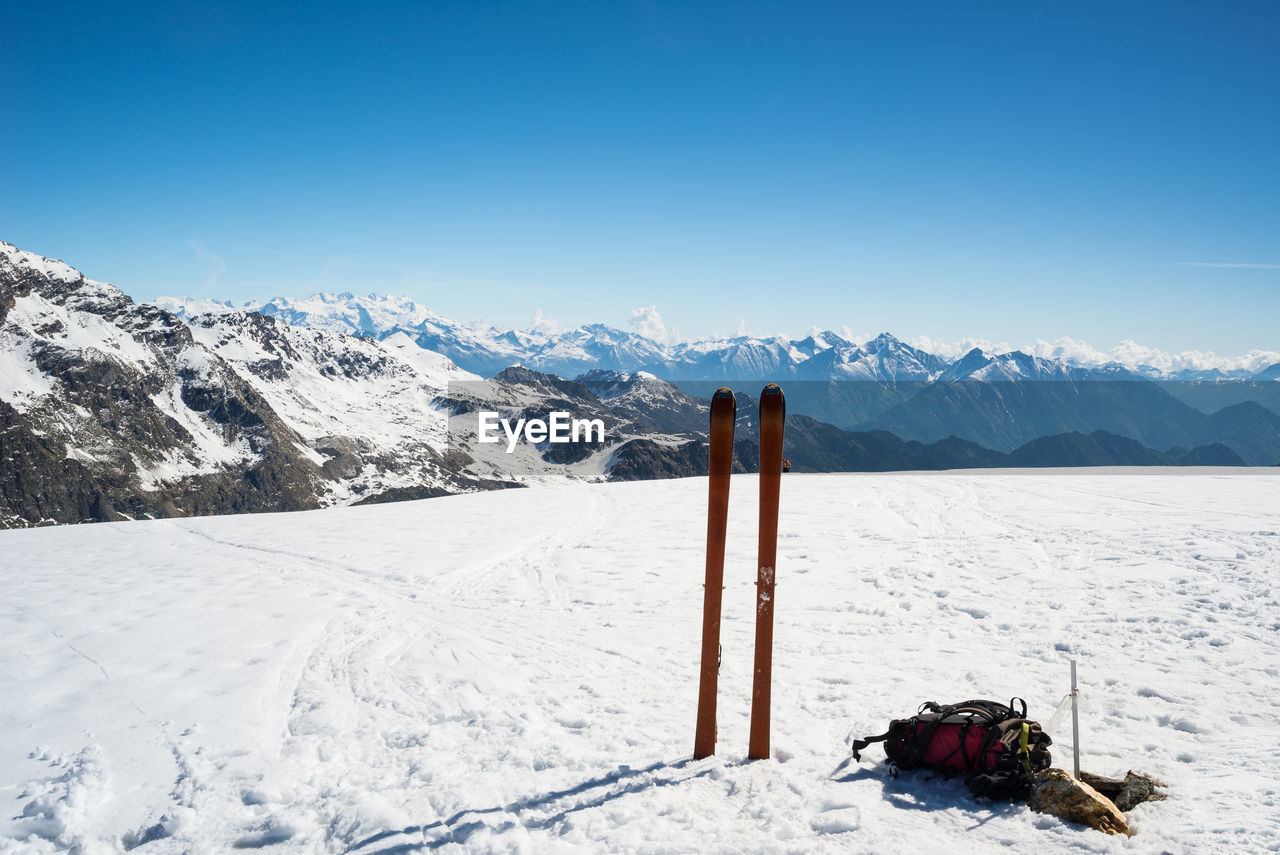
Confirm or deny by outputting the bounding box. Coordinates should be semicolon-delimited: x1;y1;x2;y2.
351;485;455;505
607;438;708;481
1078;770;1167;812
89;493;120;523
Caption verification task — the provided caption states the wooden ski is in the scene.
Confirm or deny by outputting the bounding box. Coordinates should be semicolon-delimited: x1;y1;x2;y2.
749;383;785;760
694;387;736;759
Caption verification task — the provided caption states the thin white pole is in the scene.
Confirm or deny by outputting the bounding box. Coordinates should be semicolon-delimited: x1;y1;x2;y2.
1070;659;1081;779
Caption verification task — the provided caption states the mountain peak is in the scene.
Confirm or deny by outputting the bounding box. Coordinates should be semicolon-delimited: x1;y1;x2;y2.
1254;361;1280;381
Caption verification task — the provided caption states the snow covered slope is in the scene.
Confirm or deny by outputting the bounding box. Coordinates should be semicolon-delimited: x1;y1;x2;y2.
2;242;523;524
7;242;671;525
0;241;326;525
184;312;480;504
3;471;1276;853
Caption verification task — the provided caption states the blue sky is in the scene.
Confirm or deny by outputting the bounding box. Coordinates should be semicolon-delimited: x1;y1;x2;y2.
2;1;1277;353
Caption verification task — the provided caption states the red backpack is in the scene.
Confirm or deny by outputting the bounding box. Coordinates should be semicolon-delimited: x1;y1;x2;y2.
850;698;1052;800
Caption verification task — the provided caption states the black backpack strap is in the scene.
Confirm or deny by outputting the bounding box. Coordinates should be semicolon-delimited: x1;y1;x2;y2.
851;729;892;762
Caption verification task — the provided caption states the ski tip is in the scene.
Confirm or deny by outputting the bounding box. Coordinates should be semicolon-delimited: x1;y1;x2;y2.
710;387;736;424
760;383;785;420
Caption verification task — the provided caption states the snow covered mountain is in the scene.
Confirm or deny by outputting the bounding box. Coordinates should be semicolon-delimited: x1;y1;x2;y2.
6;241;1278;529
935;348;1148;383
792;332;949;382
182;311;485;505
158;292;541;377
159;290;1274;384
7;244;689;526
1;242;325;526
1253;361;1280;382
2;242;778;526
160;293;984;385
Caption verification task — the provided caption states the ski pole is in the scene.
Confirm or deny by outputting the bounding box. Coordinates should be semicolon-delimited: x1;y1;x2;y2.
1070;659;1080;779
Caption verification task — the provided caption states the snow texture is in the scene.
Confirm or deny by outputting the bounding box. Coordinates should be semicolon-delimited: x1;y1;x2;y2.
1;471;1278;853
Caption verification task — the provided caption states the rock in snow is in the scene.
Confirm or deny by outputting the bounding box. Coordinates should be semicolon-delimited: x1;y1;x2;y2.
1030;769;1130;836
1078;769;1166;813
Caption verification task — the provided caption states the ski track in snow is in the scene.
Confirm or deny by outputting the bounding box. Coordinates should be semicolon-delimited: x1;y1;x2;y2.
1;472;1278;853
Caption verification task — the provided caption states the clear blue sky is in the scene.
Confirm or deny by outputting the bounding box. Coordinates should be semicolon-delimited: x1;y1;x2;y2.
3;1;1277;353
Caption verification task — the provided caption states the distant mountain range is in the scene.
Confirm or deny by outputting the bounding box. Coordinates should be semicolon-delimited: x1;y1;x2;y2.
157;288;1280;465
158;291;1280;385
3;241;1279;528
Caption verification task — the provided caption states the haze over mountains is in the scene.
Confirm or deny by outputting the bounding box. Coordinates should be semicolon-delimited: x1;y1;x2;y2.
3;241;1279;528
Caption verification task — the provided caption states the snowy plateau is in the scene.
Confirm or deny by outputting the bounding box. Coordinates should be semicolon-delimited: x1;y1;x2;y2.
3;471;1279;854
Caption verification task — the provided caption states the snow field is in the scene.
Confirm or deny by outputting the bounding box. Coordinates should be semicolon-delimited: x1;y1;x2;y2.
1;471;1278;853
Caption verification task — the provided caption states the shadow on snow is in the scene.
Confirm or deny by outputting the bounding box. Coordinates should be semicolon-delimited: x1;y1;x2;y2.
344;756;729;853
829;757;1024;831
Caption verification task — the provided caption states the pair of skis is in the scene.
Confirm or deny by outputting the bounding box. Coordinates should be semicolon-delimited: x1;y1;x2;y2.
694;383;785;761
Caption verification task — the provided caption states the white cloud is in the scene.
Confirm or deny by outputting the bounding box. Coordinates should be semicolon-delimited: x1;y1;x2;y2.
838;326;870;345
1026;337;1280;374
908;335;1010;360
629;305;680;344
909;334;1280;374
807;325;870;346
1028;337;1111;365
187;239;226;291
529;308;559;335
1234;349;1280;373
1105;340;1280;374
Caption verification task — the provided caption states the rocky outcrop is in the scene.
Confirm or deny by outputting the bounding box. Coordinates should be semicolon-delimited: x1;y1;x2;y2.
606;438;708;482
0;243;325;526
1029;769;1130;836
1078;770;1166;812
0;399;127;526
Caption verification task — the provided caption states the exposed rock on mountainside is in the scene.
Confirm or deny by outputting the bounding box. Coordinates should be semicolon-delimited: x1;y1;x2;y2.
1;243;322;526
606;438;710;481
183;309;485;504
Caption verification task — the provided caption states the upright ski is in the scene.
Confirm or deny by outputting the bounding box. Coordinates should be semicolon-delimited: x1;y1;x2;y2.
694;387;736;759
749;383;785;760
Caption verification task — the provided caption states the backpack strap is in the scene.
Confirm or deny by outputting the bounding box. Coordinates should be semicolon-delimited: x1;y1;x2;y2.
926;699;1018;725
1018;722;1033;776
851;729;892;762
